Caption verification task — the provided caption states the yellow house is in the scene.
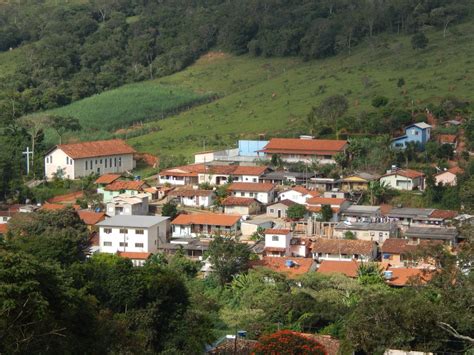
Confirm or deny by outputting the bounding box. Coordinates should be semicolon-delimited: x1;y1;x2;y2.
339;173;378;192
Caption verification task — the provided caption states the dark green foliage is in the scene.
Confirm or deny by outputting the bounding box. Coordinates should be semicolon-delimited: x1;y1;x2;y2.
161;201;178;219
412;32;429;49
286;203;306;220
320;204;333;222
372;96;389;108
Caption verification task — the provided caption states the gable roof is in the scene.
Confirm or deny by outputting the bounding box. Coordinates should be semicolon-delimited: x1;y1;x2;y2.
159;164;207;177
231;165;268;176
78;210;106;225
265;228;291;235
168;189;214;197
250;256;316;278
222;197;260;206
260;138;348;155
317;260;360;278
117;251;152;260
306;197;346;206
382;168;424;179
268;199;297;207
311;238;375;255
228;182;275;192
404;227;458;240
386;267;435;287
54;139;135;159
429;209;458;219
171;213;241;226
435;166;463;176
407;122;432;130
104;180;149;191
382;239;443;255
95;174;122;185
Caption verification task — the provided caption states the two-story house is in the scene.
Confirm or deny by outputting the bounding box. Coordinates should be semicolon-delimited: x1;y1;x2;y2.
97;215;170;264
168;189;215;208
44;139;136;180
171;213;241;238
391;122;432;150
227;182;276;204
106;194;149;216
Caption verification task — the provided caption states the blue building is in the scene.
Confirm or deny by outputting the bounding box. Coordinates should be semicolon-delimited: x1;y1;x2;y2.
391;122;432;150
238;140;268;156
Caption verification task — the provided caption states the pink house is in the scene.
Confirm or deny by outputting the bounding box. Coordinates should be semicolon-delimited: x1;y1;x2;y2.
434;166;463;187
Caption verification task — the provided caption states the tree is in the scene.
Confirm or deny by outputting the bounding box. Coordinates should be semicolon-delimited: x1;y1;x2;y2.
253;330;326;354
357;262;384;285
162;201;178;219
286;203;306;220
206;235;251;286
270;154;283;168
460;176;474;213
320;204;333;222
411;32;428;49
367;180;392;205
49;115;82;144
315;95;349;139
344;231;356;240
6;208;90;266
372;96;389;108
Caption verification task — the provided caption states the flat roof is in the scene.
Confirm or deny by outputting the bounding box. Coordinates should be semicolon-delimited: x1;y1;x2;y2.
335;222;394;231
388;208;434;219
97;215;169;228
343;205;381;214
404;227;458;240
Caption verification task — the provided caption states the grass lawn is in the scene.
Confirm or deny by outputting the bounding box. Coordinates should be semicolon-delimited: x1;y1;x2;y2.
128;22;474;160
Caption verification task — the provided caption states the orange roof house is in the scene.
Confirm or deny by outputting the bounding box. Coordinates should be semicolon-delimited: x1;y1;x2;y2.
104;180;149;192
95;174;122;185
228;182;275;192
171;213;241;237
45;139;136;180
259;138;348;156
78;210;106;226
250;256;316;278
311;238;377;262
385;267;435;287
434;167;464;187
317;260;360;278
380;168;425;191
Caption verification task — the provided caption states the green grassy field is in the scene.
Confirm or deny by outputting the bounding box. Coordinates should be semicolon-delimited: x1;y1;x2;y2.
0;47;24;79
128;23;474;159
36;81;213;144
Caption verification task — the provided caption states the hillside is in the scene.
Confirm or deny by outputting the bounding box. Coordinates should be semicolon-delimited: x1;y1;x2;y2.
126;23;473;158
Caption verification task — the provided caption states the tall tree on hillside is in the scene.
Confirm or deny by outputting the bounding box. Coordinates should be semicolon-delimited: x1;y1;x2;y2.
49;115;82;144
315;95;349;139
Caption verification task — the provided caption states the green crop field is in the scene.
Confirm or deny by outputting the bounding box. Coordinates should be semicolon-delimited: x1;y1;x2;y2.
35;81;213;144
128;22;474;159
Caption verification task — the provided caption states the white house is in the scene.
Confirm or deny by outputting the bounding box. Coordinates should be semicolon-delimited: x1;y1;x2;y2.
227;182;276;204
158;164;205;186
168;189;215;208
264;229;292;257
230;165;269;183
278;186;319;205
97;215;170;259
311;238;377;262
221;197;262;216
171;213;241;238
44;139;136;180
380;168;425;191
106;193;149;216
333;222;398;244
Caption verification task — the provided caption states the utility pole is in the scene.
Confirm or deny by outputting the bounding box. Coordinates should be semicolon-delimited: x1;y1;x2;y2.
22;147;33;176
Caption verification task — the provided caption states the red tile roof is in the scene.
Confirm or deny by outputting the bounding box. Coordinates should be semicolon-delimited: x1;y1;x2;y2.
260;138;348;155
228;182;275;192
168;189;214;197
47;191;84;204
231;165;268;176
380;204;393;216
159;164;207;177
268;199;297;207
382;239;444;255
205;165;239;175
171;213;241;226
307;206;340;213
306;197;346;206
57;139;135;159
78;210;106;225
265;228;291;235
382;168;424;179
104;180;148;191
117;251;152;260
289;186;320;197
311;238;375;255
317;260;360;278
95;174;122;184
221;197;259;206
438;134;457;144
386;267;435;286
429;209;458;219
0;224;8;234
250;256;316;278
436;166;464;176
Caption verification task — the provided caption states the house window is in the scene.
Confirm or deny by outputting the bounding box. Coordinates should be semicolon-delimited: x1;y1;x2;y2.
249;192;254;197
240;192;245;197
135;229;144;235
269;209;274;213
85;161;88;170
118;157;122;167
95;160;98;164
100;159;103;164
119;242;128;247
119;228;128;234
253;178;257;182
110;158;112;167
104;228;112;234
114;157;117;167
105;159;108;168
272;235;279;241
135;243;144;248
103;241;112;246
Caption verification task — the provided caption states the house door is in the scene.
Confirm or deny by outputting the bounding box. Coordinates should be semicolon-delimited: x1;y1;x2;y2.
277;209;281;218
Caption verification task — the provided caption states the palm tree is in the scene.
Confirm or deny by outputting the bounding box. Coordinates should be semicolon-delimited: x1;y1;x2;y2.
367;180;390;205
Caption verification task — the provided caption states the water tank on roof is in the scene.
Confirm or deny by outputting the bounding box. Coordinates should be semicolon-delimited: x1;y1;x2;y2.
134;176;141;181
285;260;295;268
384;270;393;280
237;330;247;338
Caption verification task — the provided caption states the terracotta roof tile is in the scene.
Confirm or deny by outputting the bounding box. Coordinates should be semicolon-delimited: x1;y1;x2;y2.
95;174;122;184
386;267;435;286
78;210;106;225
265;228;291;235
268;199;297;207
171;213;241;226
104;180;148;191
306;197;346;205
117;251;152;260
382;239;444;254
264;246;287;252
311;238;375;255
57;139;135;159
438;134;457;144
159;164;207;177
429;209;458;219
436;166;464;176
222;197;259;206
228;182;275;192
380;204;393;216
250;256;316;278
382;168;424;179
260;138;347;155
0;224;8;234
230;165;268;176
317;260;360;278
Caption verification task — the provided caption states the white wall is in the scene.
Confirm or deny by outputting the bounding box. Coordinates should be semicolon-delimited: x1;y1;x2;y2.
224;205;250;216
235;175;260;183
264;232;291;255
278;190;308;204
45;149;75;179
232;190;273;204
